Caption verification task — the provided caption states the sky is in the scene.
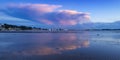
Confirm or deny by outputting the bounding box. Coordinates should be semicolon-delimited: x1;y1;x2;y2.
0;0;120;27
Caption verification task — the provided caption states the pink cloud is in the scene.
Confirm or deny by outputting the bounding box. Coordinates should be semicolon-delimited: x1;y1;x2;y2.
40;19;53;25
59;20;77;25
58;10;83;14
8;3;62;13
2;3;91;26
57;10;90;25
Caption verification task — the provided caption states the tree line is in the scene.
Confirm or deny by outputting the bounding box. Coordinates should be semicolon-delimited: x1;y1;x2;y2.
0;23;65;31
0;24;41;30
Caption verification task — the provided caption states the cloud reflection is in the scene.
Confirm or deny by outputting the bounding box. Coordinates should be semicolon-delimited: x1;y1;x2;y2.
2;32;90;56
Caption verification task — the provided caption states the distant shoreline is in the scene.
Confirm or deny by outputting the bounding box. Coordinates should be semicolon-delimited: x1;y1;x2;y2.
0;30;77;33
0;30;120;33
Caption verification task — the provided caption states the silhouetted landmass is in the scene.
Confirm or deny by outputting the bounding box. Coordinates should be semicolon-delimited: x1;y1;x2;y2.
0;24;41;31
0;23;120;33
0;23;66;32
84;29;120;31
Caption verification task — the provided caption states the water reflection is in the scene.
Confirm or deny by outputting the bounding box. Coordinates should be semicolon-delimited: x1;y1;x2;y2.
16;33;89;56
0;32;90;56
91;31;120;46
1;31;120;60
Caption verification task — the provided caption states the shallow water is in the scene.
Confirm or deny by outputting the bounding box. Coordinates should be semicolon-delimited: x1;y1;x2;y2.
0;31;120;60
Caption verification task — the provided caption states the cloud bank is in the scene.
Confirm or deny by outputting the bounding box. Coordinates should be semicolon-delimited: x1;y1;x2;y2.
1;3;90;26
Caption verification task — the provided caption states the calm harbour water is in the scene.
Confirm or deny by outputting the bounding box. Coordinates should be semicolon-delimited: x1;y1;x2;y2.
0;31;120;60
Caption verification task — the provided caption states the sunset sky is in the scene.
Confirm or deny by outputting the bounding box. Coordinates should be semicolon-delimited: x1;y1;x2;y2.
0;0;120;26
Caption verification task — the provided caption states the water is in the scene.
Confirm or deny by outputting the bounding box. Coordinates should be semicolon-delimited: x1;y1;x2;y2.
0;31;120;60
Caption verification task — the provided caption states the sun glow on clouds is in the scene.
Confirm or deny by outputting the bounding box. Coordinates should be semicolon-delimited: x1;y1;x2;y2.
8;3;62;13
1;3;90;26
40;19;53;25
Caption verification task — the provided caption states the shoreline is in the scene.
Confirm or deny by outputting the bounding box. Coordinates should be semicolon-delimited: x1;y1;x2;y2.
0;30;120;33
0;30;81;33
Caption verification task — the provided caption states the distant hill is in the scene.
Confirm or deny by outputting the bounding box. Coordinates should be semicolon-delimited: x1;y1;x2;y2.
89;21;120;29
63;21;120;29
